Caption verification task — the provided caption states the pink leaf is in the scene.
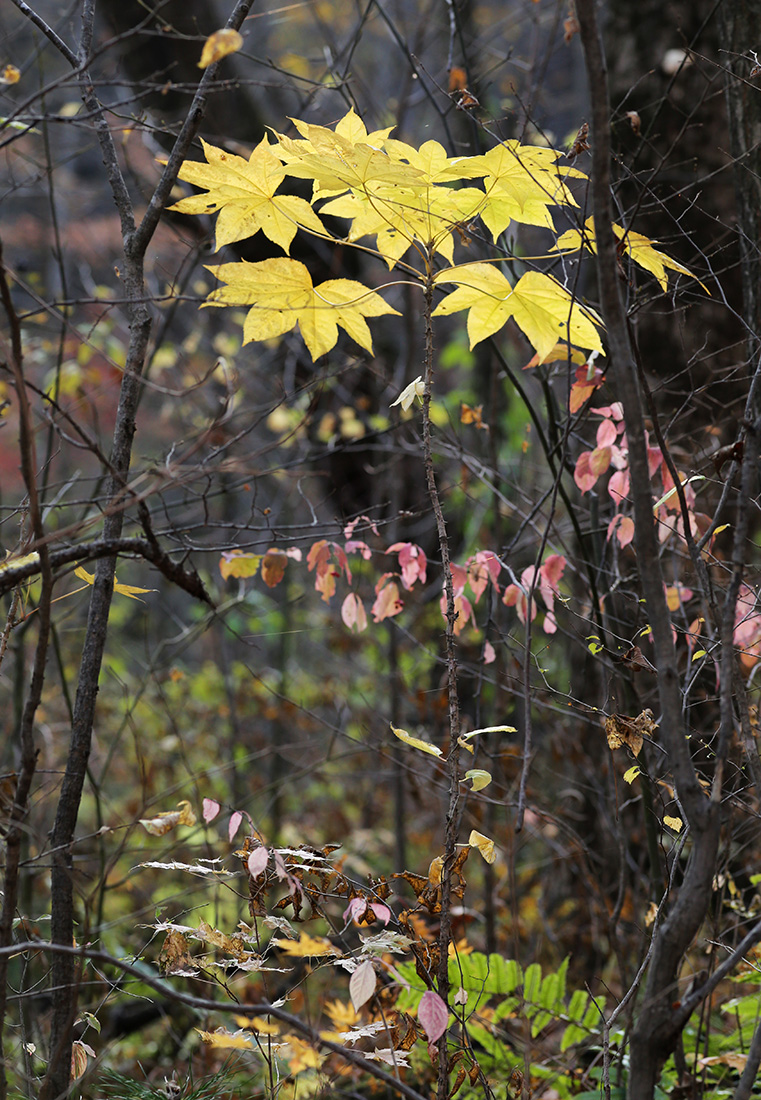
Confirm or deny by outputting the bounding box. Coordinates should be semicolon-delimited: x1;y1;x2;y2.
228;811;243;842
450;563;468;598
596;418;617;448
372;580;403;623
344;515;379;539
483;641;496;665
342;593;367;633
343;897;368;923
419;990;449;1044
543;610;558;634
388;542;427;589
247;847;269;877
369;902;391;925
202;798;220;823
608;470;630;502
344;539;372;560
589;445;612;477
274;851;287;880
350;959;377;1011
574;451;598;493
608;514;635;547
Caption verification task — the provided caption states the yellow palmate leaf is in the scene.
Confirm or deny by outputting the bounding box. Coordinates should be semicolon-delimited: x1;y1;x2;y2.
170;137;326;251
203;258;398;360
468;830;496;864
234;1015;281;1034
433;263;514;346
73;565;155;601
197;1029;252;1050
390;723;443;757
276;121;425;197
272;933;339;957
506;271;604;363
281;1035;323;1073
553;217;707;292
198;29;243;69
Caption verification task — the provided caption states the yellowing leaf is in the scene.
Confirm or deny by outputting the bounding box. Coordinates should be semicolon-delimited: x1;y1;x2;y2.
139;800;197;836
197;1029;252;1050
198;29;244;69
73;565;156;601
623;765;641;784
170;137;326;251
234;1015;281;1034
468;830;496;863
463;769;492;792
663;815;683;832
1;65;21;85
390;723;443;757
390;376;424;411
428;856;443;885
272;933;339;957
553;216;708;292
281;1035;323;1073
434;265;603;361
219;551;262;580
204;258;399;360
324;999;359;1030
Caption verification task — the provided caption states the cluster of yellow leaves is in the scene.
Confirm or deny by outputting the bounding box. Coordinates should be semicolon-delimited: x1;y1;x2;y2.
170;108;605;362
171;107;704;365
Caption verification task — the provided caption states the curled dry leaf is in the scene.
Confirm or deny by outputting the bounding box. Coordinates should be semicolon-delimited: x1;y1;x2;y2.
468;830;496;864
604;709;657;757
139;800;197;836
390;723;443;757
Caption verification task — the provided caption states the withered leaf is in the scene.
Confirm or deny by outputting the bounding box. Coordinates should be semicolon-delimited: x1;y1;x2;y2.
604;709;657;757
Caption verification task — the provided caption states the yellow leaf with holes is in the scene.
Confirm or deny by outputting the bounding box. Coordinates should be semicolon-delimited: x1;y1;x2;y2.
198;29;243;69
390;724;443;757
170;137;326;251
468;830;496;864
272;933;339;957
204;258;398;360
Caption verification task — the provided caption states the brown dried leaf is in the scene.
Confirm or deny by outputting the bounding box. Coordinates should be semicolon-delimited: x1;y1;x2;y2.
604;709;657;757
